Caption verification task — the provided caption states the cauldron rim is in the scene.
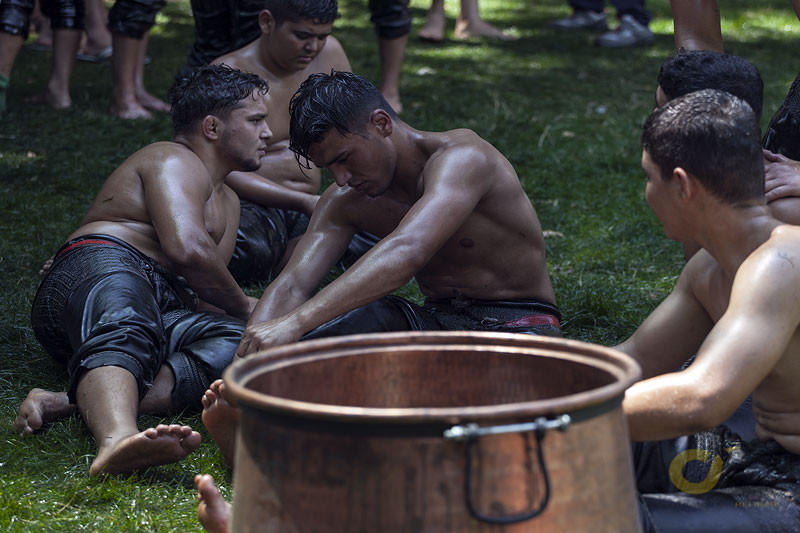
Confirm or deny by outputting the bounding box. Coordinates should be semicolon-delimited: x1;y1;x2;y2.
224;331;641;424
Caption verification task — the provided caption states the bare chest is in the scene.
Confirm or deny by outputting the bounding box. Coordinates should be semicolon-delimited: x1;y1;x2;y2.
204;189;235;244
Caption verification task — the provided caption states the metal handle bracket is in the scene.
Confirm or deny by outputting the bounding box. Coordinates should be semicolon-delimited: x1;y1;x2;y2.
443;414;571;441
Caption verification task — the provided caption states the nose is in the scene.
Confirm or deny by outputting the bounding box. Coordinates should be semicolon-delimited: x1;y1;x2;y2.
332;167;350;187
261;123;273;141
304;38;319;53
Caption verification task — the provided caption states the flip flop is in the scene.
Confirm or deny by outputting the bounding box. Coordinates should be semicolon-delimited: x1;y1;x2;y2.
29;41;52;52
76;46;112;63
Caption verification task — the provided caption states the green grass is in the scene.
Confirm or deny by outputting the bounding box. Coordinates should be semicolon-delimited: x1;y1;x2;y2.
1;0;799;529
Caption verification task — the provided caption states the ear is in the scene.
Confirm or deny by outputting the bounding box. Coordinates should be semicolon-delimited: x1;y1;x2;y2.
202;115;221;140
672;167;697;204
258;10;275;35
370;109;393;137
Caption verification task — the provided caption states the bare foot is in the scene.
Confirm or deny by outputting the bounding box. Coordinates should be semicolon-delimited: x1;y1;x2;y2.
89;423;201;477
418;10;446;42
110;99;153;120
14;389;75;435
455;19;518;40
135;89;170;113
25;90;71;110
195;474;231;533
201;380;239;467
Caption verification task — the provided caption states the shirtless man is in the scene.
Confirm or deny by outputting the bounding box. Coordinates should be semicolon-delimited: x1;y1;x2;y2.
193;70;559;532
14;64;269;477
210;0;354;283
655;49;800;259
617;89;800;530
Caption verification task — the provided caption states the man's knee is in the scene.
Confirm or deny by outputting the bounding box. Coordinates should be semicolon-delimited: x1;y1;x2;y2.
164;312;245;412
39;0;85;31
0;0;35;37
107;0;166;38
368;0;411;39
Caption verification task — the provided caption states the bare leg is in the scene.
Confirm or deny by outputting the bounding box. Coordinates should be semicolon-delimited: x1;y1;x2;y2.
0;32;25;75
669;0;723;52
138;365;175;414
455;0;517;40
14;389;75;434
132;31;169;113
80;0;112;56
77;366;200;476
14;365;174;435
201;379;239;467
195;474;231;533
418;0;446;42
0;32;24;75
110;33;152;119
31;3;53;49
27;27;80;109
377;35;406;114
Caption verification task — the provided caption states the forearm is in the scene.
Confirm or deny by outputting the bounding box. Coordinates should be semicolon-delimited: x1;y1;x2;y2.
623;374;720;441
257;148;320;194
248;275;313;326
174;251;252;320
227;172;318;215
281;240;421;335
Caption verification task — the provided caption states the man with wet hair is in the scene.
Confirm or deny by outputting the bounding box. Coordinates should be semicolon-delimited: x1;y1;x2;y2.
240;69;560;350
617;89;800;531
193;68;559;532
14;64;270;477
211;0;354;285
656;49;763;121
654;49;800;260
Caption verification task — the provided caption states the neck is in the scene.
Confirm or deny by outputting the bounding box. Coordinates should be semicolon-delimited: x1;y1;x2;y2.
386;122;430;199
693;202;780;275
173;134;231;187
258;37;293;77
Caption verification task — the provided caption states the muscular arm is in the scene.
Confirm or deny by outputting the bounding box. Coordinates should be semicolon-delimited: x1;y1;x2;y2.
144;156;254;320
253;140;322;193
226;169;319;215
615;263;713;380
621;246;800;441
238;147;492;354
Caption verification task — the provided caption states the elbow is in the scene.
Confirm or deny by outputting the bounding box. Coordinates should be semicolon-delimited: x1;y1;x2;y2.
680;391;731;434
167;242;216;273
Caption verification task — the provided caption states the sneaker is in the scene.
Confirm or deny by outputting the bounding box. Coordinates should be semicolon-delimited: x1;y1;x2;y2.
595;15;654;47
550;10;608;31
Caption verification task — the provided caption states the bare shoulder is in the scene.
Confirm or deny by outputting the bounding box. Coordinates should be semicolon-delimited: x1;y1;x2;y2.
424;129;512;181
430;129;499;162
128;142;209;184
316;36;350;71
212;42;259;73
769;197;800;227
746;225;800;277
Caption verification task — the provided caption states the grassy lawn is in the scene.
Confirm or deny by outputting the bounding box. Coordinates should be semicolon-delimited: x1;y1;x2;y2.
1;0;798;530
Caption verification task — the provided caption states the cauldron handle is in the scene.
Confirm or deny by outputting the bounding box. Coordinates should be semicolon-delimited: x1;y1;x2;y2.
444;416;571;525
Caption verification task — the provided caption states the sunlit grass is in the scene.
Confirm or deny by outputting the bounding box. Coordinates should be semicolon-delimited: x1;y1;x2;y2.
2;0;800;529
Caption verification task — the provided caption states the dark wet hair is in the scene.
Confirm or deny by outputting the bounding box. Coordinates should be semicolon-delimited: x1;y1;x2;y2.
264;0;338;25
288;70;397;166
658;49;764;122
642;89;764;204
168;64;269;135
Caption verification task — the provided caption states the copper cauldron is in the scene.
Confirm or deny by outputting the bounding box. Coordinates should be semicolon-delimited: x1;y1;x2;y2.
223;331;642;532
